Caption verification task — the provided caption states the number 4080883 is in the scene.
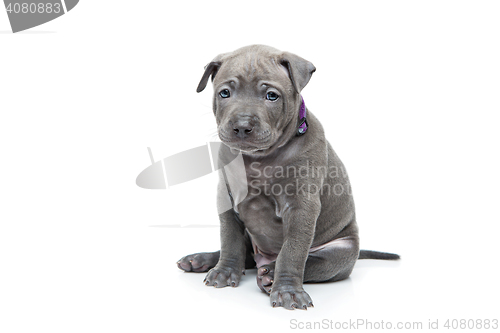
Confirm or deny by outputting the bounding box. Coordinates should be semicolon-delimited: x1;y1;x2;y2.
5;2;61;14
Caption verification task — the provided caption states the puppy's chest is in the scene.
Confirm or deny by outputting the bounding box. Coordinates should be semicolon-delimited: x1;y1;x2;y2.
231;159;290;233
236;193;283;235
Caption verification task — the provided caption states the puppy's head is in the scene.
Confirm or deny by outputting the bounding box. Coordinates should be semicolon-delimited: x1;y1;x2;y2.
197;45;315;155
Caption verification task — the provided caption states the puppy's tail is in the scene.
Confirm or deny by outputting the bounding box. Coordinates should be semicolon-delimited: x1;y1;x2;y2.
358;250;400;260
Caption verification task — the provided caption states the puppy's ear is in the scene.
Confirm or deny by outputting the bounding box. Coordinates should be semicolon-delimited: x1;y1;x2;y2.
196;61;221;93
196;53;229;93
280;52;316;93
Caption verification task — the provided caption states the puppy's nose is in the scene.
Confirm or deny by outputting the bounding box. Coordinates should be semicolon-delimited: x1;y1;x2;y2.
232;119;254;139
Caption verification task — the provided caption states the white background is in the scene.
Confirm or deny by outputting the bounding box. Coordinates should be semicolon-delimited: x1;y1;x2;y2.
1;1;499;332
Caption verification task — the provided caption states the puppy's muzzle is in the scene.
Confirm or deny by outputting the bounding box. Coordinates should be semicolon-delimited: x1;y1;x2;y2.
219;114;272;151
230;115;255;140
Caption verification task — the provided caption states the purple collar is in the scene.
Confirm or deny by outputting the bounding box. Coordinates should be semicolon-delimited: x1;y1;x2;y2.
296;96;308;136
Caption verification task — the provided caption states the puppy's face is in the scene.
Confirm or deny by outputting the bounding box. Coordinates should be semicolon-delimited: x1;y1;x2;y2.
213;57;296;154
197;45;316;155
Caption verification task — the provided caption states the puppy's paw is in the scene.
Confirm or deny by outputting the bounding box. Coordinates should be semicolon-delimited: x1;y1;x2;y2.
177;252;219;272
204;265;242;288
270;286;313;310
257;262;275;294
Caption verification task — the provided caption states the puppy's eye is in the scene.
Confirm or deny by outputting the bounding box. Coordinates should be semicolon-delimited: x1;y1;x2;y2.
219;89;230;98
266;91;279;101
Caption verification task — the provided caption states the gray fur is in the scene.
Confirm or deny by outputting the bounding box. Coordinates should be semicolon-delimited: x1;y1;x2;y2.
178;45;399;310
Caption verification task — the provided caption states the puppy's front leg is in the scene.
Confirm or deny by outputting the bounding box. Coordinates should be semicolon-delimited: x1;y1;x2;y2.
204;209;246;288
271;200;320;310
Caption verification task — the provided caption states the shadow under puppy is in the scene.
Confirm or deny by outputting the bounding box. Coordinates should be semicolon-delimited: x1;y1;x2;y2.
177;45;399;310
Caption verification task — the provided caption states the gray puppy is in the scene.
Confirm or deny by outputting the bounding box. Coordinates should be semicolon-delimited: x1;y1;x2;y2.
177;45;399;310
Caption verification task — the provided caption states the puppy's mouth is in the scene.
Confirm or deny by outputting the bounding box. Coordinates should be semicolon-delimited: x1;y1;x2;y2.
232;144;270;154
218;128;273;154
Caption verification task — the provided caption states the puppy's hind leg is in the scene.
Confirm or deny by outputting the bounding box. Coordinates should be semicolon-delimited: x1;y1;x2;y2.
256;235;359;294
177;251;220;272
304;235;360;283
177;231;255;273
